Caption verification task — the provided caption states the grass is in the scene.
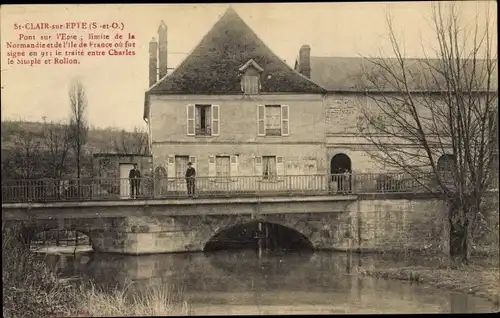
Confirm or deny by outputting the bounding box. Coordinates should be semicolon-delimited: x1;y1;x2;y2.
75;282;190;317
357;255;500;307
2;222;189;317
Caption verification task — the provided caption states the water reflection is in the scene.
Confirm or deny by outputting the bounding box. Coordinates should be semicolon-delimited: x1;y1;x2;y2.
44;250;496;314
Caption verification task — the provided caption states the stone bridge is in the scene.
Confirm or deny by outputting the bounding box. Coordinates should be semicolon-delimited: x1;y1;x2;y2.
2;193;453;255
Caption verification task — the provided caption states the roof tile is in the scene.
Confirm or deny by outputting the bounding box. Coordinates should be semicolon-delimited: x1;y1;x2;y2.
149;7;326;94
301;56;498;92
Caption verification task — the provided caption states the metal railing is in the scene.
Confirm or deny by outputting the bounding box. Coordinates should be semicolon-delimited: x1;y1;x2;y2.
0;173;451;203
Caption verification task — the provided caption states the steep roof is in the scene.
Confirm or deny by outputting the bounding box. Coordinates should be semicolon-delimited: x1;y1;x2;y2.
148;7;326;95
297;56;498;92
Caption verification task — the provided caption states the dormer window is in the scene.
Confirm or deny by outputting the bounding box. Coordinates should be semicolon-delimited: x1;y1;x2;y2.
239;59;263;95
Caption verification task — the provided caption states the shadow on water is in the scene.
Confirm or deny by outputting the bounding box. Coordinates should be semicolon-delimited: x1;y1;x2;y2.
203;220;313;252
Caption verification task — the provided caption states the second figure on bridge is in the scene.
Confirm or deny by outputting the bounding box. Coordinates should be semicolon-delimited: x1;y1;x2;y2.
185;162;197;198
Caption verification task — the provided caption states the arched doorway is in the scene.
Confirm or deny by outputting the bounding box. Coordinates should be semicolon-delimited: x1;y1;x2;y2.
437;154;456;183
330;153;352;193
154;166;168;196
330;153;352;174
437;154;456;172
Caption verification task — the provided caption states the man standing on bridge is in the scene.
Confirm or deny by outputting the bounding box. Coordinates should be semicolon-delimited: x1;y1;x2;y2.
185;162;196;198
129;163;141;199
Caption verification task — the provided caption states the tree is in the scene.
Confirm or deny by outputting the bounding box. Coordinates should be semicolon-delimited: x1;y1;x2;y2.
68;78;89;186
4;131;43;179
112;126;149;155
357;2;498;262
41;121;72;180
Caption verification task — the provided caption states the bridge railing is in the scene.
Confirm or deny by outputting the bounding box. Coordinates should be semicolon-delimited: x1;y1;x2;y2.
1;173;444;203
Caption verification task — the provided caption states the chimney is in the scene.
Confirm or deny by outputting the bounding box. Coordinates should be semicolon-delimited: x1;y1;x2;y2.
149;37;158;87
158;20;168;80
299;45;311;78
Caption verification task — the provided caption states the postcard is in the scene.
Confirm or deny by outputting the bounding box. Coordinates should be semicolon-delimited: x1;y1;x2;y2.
1;3;498;316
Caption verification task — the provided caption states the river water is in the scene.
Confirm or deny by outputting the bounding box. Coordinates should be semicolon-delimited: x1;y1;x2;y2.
38;248;497;315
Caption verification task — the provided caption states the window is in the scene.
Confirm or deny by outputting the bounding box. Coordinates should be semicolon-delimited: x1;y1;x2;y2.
437;154;456;172
196;105;211;136
265;106;281;136
209;155;239;181
239;59;263;95
263;156;277;179
255;155;284;179
257;105;289;136
216;156;230;178
187;104;219;136
174;156;189;178
167;155;196;179
242;75;260;94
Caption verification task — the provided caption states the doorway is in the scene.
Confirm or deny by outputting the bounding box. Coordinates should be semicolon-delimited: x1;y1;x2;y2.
330;153;352;193
330;153;352;174
119;163;135;199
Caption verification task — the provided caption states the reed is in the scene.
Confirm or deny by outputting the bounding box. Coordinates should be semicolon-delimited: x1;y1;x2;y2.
75;281;190;317
2;222;190;317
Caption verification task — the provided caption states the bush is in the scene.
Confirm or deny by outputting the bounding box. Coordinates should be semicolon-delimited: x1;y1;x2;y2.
2;223;78;317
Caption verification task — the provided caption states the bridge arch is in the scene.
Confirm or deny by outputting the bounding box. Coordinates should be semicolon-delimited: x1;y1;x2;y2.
31;228;92;248
203;220;314;252
7;220;94;249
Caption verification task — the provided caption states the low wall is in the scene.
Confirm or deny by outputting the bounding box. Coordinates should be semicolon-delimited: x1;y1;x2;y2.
351;197;450;255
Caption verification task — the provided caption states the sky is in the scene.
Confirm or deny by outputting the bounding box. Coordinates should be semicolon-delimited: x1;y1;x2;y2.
1;2;496;131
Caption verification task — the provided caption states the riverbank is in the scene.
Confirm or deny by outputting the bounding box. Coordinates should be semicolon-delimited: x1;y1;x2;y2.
73;282;189;317
2;224;186;318
358;262;500;307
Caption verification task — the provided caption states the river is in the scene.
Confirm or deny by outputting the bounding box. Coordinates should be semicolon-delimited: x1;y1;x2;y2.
37;248;497;315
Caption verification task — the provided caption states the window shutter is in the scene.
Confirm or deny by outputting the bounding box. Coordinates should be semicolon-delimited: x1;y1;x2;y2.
230;155;238;181
255;156;263;176
167;155;175;179
208;155;216;180
276;156;285;179
257;105;265;136
187;104;195;136
281;105;289;136
211;105;220;136
189;155;197;171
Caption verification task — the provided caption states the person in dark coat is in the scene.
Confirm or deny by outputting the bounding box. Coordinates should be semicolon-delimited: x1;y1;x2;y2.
185;162;196;197
129;163;141;199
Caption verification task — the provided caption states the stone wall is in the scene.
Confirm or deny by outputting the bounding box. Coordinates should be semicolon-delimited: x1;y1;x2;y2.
473;194;499;256
351;198;450;254
92;153;153;198
92;154;153;179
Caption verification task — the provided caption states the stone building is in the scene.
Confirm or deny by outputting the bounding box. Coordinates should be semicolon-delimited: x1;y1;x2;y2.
143;7;327;192
294;48;499;176
92;153;153;199
143;6;498;192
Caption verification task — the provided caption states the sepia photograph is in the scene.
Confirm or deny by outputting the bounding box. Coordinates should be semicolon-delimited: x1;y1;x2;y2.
1;1;498;316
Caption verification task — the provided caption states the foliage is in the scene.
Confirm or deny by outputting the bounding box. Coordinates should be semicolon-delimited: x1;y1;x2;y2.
2;223;78;317
2;223;188;317
41;120;73;179
1;120;147;180
112;126;149;155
